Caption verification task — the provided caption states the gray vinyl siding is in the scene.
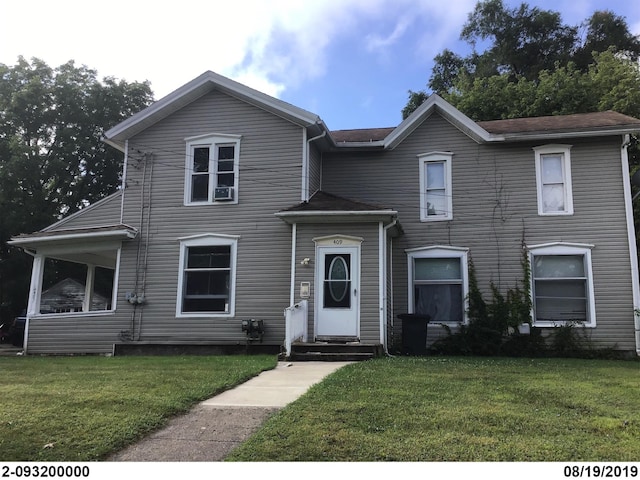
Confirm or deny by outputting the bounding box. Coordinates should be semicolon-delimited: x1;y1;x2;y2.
26;314;129;354
44;191;122;232
27;90;305;353
309;143;322;196
322;113;636;351
294;223;381;343
115;90;304;346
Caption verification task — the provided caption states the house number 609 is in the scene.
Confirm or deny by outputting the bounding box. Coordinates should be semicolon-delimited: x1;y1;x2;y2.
333;239;343;245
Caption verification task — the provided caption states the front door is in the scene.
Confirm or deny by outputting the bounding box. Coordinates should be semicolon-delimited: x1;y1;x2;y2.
316;246;359;339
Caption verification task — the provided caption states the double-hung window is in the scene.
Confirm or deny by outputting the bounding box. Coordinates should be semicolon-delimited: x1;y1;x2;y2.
534;145;573;215
407;246;468;324
418;152;453;221
177;234;239;317
529;243;595;327
185;134;241;205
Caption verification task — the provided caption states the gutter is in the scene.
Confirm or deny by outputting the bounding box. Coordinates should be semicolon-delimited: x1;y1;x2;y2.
8;228;138;246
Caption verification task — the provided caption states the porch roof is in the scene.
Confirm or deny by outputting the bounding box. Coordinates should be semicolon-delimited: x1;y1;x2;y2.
9;224;138;248
275;191;398;225
9;225;138;268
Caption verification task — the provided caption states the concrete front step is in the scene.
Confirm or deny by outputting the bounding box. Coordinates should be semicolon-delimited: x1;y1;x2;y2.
283;342;383;362
288;351;376;362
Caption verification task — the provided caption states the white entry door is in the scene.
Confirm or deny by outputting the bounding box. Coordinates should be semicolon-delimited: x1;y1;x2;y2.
316;246;359;339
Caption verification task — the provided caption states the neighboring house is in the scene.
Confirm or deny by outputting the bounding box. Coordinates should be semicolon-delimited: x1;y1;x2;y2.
40;278;111;314
9;71;640;356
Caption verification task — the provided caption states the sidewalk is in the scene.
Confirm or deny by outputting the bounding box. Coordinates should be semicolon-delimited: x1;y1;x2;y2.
108;361;351;462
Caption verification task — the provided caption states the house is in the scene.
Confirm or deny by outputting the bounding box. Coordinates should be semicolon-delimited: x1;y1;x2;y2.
40;278;111;314
9;71;640;357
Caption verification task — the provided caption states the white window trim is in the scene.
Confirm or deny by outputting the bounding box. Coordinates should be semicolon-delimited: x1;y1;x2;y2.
528;242;596;328
184;133;241;206
176;233;239;318
27;246;122;318
418;151;453;222
534;144;573;216
406;245;469;325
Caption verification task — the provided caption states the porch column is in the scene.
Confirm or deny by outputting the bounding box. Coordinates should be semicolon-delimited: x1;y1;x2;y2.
26;254;44;316
83;265;96;312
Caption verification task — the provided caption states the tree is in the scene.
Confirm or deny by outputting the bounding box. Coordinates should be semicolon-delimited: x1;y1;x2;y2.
403;0;640;117
0;57;154;323
573;10;640;70
459;0;577;80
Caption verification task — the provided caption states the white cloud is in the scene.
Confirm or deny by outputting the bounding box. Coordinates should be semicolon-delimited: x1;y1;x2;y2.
365;17;413;52
0;0;496;100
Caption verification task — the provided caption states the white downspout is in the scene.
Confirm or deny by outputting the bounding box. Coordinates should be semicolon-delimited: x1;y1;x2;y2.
120;139;129;224
289;223;297;306
301;129;307;202
620;134;640;355
380;219;398;353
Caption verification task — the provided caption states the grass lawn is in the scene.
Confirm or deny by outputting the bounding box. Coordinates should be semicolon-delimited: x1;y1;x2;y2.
228;356;640;462
0;355;276;461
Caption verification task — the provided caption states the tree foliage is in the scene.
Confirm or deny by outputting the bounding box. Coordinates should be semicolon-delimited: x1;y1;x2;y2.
403;1;640;119
446;49;640;121
460;0;576;80
0;57;154;321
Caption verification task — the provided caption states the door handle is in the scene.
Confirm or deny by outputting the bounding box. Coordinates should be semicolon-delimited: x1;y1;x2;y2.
354;288;357;296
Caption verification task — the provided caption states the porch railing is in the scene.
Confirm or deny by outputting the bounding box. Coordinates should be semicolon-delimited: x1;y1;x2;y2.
284;300;308;357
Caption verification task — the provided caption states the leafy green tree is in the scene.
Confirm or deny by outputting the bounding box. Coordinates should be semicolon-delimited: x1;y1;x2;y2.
403;1;640;119
0;57;154;323
573;10;640;70
459;0;577;80
443;50;640;121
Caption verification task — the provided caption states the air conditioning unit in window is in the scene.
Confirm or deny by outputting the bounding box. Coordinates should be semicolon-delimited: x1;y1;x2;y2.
214;186;234;201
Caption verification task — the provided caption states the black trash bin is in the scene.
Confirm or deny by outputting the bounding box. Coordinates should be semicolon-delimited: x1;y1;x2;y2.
397;314;431;355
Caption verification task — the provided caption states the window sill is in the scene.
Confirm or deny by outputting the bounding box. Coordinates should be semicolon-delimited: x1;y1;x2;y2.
537;211;574;216
184;201;238;206
176;313;234;319
30;310;116;319
533;321;595;328
420;216;453;223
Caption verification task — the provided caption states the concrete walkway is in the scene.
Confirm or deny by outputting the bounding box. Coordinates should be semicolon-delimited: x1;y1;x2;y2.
109;361;351;462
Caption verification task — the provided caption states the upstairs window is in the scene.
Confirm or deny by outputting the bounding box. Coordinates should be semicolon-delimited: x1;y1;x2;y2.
534;145;573;215
185;134;241;205
418;152;453;221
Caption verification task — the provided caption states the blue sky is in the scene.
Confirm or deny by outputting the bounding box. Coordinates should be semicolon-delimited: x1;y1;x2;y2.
1;0;639;130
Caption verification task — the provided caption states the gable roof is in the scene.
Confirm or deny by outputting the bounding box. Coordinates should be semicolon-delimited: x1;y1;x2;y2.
104;70;640;152
383;94;495;148
104;71;327;150
332;104;640;149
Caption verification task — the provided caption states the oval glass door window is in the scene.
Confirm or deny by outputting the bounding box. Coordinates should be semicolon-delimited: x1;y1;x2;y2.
324;254;351;308
329;256;348;302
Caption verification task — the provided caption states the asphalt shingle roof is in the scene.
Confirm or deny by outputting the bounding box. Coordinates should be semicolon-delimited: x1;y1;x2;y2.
329;111;640;143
